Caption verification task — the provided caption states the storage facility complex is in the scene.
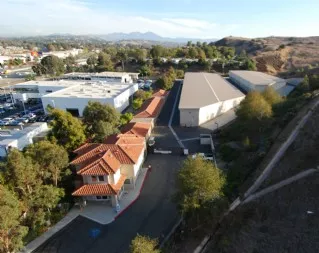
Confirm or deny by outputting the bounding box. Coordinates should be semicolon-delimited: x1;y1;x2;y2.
179;72;245;127
229;70;294;96
41;82;138;116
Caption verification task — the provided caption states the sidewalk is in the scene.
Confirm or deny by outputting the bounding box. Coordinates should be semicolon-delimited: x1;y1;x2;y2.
22;167;149;253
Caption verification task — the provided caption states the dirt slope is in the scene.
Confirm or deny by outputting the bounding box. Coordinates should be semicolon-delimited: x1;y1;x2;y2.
214;36;319;74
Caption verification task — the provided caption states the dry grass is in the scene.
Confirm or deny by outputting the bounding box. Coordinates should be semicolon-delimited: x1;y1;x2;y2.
208;174;319;253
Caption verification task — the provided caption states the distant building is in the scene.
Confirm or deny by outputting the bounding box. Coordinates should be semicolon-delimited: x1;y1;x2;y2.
179;72;245;127
0;123;48;157
62;71;139;83
229;70;287;92
41;49;83;59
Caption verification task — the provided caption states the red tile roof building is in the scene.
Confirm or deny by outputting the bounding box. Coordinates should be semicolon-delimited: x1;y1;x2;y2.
72;140;145;206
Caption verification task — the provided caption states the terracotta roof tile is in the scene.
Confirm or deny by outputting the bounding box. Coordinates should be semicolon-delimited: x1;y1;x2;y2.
77;150;121;175
120;122;152;138
134;97;165;118
152;89;169;97
72;174;126;196
71;143;144;173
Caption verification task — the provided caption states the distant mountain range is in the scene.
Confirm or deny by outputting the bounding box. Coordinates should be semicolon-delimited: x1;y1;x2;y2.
1;31;217;46
96;32;217;44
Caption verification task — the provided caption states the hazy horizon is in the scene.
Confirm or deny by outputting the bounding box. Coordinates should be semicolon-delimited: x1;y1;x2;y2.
2;0;319;38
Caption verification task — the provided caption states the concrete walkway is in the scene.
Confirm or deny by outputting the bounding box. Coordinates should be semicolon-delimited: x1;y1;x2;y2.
22;167;149;253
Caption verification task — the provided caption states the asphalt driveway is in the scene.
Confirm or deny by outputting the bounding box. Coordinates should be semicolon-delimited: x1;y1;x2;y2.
34;155;183;253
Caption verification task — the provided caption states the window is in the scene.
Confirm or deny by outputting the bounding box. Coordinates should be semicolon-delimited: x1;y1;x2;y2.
96;196;109;200
91;176;97;182
98;176;104;182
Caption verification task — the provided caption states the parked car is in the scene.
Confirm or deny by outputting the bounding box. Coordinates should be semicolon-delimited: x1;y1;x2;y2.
148;136;156;147
10;120;24;126
1;118;13;125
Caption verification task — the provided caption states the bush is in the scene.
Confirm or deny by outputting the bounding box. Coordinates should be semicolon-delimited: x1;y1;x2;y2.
219;145;241;162
132;98;143;110
120;112;133;125
134;89;152;101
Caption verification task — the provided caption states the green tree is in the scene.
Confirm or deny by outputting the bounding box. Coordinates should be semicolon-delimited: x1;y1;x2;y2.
86;55;98;67
188;47;198;58
47;44;56;51
96;52;114;72
175;156;225;215
236;91;272;121
299;75;310;92
5;149;41;200
176;69;185;79
0;185;28;253
244;59;257;71
48;108;86;152
4;150;65;229
116;49;128;71
139;65;152;77
93;121;120;142
25;141;69;186
132;98;144;110
82;101;120;140
150;45;164;59
262;87;283;105
120;112;133;126
39;55;65;76
156;76;173;91
130;234;160;253
187;41;192;47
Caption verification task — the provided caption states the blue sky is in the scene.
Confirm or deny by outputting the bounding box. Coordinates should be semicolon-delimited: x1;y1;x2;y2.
2;0;319;38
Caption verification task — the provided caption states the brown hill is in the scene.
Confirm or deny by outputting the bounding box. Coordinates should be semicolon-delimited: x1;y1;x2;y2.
214;36;319;75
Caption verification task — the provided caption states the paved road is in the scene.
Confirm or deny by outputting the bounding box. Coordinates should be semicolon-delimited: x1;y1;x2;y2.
34;155;183;253
157;81;181;126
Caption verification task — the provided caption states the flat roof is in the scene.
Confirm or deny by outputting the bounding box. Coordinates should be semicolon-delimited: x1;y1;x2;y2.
64;71;139;78
13;80;79;89
42;82;137;99
179;72;245;109
0;122;48;144
229;71;285;86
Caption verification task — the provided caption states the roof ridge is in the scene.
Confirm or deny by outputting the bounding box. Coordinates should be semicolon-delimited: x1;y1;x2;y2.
71;144;105;164
101;149;120;173
117;145;136;164
203;73;220;102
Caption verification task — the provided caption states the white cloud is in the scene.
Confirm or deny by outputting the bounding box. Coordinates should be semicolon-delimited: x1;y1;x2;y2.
1;0;239;38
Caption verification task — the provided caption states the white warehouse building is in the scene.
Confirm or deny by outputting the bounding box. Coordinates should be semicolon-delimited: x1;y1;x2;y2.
229;71;287;93
63;71;139;84
41;82;138;116
12;80;78;102
179;72;245;127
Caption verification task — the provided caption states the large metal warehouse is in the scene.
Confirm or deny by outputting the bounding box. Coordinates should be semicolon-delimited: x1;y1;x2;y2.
229;70;287;93
179;72;245;127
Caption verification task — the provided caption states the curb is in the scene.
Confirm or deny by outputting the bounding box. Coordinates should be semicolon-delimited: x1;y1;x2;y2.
114;168;150;219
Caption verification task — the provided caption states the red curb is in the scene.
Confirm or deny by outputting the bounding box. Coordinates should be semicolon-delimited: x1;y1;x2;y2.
114;168;150;219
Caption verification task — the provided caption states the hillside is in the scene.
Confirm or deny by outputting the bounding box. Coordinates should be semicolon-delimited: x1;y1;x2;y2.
207;103;319;253
214;36;319;75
